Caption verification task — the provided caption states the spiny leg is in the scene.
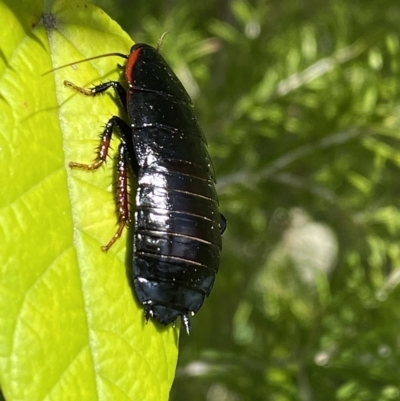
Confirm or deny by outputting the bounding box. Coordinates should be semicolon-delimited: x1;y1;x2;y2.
69;117;114;171
101;143;130;252
69;116;137;172
64;80;127;110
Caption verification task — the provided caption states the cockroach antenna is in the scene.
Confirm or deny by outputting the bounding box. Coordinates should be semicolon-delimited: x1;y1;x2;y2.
42;52;128;76
157;31;169;51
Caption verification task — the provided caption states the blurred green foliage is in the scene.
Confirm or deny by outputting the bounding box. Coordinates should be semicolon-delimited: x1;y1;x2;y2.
96;0;400;399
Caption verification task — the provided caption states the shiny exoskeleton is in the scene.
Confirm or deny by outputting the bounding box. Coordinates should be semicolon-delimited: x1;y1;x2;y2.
67;43;226;334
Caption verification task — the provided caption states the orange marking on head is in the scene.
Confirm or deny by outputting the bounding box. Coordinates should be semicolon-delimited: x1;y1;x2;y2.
125;47;142;86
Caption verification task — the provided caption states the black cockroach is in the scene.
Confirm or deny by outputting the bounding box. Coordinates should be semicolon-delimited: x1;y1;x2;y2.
56;41;226;334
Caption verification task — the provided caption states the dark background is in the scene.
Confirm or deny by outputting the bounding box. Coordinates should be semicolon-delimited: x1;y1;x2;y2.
93;0;400;400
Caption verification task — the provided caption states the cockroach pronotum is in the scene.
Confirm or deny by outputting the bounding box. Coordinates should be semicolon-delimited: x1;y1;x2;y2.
53;40;226;334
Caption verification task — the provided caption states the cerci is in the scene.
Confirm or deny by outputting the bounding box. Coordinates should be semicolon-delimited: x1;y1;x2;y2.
64;43;226;334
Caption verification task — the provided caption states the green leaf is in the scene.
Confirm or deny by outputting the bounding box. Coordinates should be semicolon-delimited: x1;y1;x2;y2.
0;1;178;400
